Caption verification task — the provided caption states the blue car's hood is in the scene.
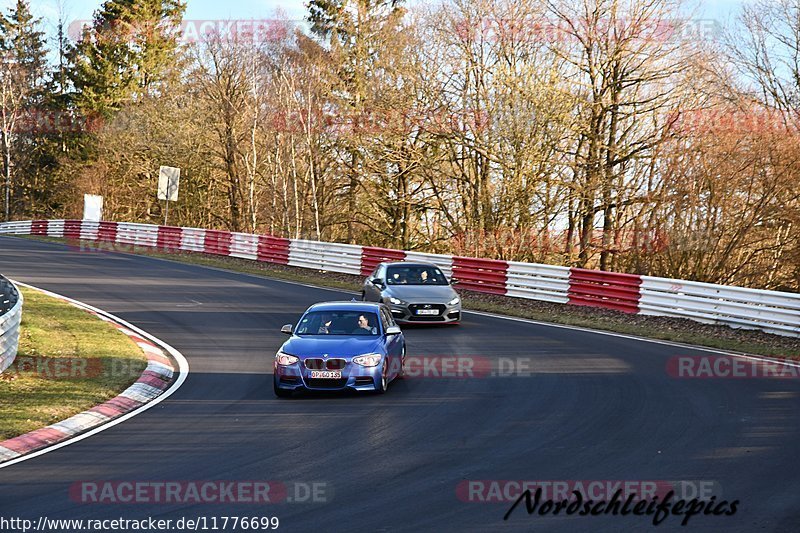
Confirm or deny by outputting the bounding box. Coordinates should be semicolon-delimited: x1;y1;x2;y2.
282;336;383;357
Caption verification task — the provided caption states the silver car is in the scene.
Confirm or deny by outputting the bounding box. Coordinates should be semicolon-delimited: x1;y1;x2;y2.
362;262;461;324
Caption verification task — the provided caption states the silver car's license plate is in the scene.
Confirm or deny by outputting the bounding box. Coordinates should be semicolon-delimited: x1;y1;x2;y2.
310;370;342;379
416;309;439;315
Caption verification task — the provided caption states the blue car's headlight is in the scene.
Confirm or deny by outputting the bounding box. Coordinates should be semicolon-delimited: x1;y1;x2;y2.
448;297;460;306
276;351;299;366
353;353;382;367
388;297;406;305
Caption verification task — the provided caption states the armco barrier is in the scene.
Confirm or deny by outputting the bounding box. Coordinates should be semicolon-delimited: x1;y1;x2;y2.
204;229;232;256
290;239;362;275
47;219;65;238
258;235;290;264
30;220;47;235
230;232;259;261
79;220;99;241
118;222;157;247
157;225;182;250
361;247;406;276
640;276;800;337
452;257;508;295
568;268;642;313
97;221;118;243
0;275;22;373
1;219;798;337
180;227;205;252
64;220;81;240
506;262;570;304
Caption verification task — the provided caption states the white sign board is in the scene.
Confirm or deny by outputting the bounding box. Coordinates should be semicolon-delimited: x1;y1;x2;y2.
157;166;180;201
83;194;103;221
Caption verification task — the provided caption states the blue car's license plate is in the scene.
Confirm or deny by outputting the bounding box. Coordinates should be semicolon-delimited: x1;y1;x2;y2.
310;370;342;379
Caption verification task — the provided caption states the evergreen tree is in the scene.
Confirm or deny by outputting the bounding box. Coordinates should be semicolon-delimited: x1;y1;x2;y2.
0;0;52;220
0;0;50;105
67;0;185;115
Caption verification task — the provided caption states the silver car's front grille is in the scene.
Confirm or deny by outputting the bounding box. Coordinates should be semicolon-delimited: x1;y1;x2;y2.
408;303;446;315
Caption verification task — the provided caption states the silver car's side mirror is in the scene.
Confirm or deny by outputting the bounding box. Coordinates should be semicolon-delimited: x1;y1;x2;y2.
385;325;402;336
281;324;293;334
450;278;460;285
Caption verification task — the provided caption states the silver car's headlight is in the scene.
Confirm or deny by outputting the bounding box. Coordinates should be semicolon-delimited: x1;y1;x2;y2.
352;353;382;367
275;351;299;366
389;297;406;305
448;297;460;306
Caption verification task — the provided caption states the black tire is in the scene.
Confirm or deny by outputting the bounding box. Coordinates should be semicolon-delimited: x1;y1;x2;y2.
396;345;406;379
375;360;388;394
274;379;292;398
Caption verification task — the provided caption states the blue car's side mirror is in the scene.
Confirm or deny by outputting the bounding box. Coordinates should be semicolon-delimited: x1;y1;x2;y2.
281;324;293;334
385;325;402;336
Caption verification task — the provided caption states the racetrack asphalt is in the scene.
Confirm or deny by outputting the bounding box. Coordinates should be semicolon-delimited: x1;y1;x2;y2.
0;235;798;532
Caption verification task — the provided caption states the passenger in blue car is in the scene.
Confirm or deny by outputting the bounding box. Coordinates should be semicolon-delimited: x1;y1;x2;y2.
317;314;333;334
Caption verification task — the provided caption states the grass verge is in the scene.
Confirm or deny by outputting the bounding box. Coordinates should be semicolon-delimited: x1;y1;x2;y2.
16;235;800;359
0;286;147;440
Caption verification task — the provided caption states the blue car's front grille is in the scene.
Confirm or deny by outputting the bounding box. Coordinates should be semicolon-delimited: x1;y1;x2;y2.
304;358;347;370
326;359;346;370
305;359;324;370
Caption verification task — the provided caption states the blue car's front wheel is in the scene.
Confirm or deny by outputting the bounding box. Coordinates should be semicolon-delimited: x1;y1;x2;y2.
375;359;388;394
397;345;406;379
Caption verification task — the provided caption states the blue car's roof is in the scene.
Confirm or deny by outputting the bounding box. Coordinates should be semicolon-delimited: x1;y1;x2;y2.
306;301;384;313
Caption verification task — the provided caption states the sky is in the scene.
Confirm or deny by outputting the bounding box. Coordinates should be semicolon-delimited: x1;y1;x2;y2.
0;0;755;59
4;0;751;38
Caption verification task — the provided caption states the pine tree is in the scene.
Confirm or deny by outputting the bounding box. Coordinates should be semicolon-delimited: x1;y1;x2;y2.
0;0;51;220
0;0;50;104
67;0;185;115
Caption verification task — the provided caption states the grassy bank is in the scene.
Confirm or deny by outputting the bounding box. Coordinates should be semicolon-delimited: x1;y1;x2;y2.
0;287;147;440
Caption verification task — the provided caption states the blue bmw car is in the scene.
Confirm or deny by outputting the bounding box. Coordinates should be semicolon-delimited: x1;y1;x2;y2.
273;301;406;397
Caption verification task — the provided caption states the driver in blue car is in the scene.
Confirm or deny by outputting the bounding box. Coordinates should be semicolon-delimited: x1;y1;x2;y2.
353;314;377;335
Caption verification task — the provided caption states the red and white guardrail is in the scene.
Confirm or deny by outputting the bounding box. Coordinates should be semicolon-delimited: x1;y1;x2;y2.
2;219;799;337
0;275;22;373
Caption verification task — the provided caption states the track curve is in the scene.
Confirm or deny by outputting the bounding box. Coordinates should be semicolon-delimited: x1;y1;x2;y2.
0;236;798;532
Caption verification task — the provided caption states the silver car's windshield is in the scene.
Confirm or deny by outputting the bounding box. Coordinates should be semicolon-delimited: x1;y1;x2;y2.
296;311;379;336
386;266;448;286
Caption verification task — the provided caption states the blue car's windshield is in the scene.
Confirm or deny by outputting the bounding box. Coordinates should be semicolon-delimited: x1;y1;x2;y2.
386;265;448;285
296;311;380;336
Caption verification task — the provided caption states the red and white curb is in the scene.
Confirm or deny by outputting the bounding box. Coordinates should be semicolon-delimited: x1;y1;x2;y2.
0;281;189;468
